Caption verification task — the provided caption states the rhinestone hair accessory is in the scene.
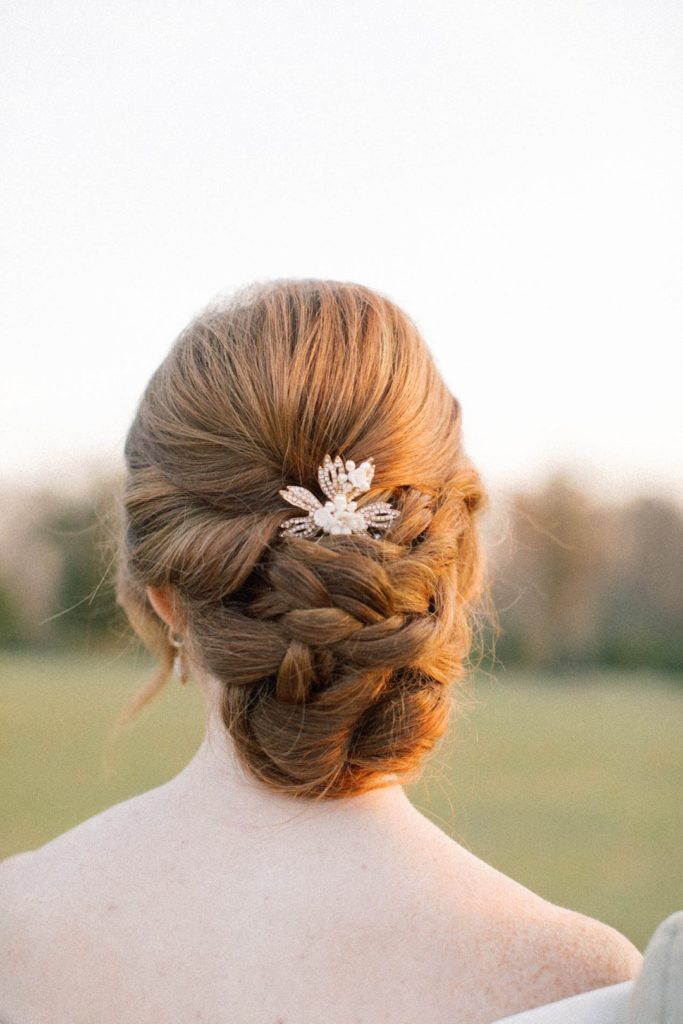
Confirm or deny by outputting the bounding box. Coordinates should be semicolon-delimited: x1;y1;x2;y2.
279;454;401;539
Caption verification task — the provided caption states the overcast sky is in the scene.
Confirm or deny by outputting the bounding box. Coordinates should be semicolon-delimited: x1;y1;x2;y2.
2;0;682;506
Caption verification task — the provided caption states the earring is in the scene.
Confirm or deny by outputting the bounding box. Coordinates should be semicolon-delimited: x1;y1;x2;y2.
168;628;188;685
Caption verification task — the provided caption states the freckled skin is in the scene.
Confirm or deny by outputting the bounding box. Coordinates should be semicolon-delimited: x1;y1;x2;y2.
0;673;642;1024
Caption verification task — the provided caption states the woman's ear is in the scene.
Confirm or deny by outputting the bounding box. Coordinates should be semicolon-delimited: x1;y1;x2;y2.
146;585;186;634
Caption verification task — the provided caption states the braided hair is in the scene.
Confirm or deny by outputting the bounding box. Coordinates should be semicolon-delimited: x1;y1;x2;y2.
115;278;492;799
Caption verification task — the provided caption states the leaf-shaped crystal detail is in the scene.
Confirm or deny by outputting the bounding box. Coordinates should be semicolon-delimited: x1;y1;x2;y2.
279;454;399;540
318;454;375;502
359;501;402;530
279;515;320;538
318;454;344;502
278;486;323;514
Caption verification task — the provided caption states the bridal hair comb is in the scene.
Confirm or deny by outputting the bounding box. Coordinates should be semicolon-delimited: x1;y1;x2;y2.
279;454;401;539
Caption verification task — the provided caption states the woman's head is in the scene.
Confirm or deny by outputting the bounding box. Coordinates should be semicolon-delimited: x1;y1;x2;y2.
116;278;492;800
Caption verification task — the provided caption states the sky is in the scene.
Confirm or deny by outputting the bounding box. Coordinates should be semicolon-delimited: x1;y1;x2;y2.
2;0;682;507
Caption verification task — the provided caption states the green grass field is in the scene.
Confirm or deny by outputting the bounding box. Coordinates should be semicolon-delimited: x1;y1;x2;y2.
1;649;681;951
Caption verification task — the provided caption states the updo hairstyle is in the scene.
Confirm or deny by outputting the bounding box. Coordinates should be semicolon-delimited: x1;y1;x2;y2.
115;279;492;800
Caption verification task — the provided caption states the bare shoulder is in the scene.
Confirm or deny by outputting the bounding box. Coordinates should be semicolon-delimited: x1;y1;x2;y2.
0;791;167;1022
0;848;55;1021
544;902;643;984
448;887;641;1022
0;848;38;914
0;847;47;930
0;819;111;956
429;825;642;993
492;898;643;1013
400;810;643;1018
0;783;169;907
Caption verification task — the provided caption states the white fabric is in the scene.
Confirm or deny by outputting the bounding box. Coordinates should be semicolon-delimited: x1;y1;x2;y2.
492;981;634;1024
626;910;683;1024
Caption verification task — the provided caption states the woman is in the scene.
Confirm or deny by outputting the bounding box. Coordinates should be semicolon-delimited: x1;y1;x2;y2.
0;279;642;1023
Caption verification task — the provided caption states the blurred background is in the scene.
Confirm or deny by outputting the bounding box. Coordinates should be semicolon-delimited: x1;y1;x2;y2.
1;0;681;951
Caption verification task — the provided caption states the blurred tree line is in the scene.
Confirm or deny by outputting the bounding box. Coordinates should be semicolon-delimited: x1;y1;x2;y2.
0;468;681;674
0;470;128;652
487;473;683;674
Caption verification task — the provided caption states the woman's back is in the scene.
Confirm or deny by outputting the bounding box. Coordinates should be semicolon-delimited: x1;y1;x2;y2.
0;280;644;1021
0;728;642;1024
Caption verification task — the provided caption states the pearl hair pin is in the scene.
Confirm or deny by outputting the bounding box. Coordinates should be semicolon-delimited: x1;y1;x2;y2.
279;454;400;539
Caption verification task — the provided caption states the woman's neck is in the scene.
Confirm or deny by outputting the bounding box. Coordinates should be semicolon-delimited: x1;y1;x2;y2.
162;693;419;839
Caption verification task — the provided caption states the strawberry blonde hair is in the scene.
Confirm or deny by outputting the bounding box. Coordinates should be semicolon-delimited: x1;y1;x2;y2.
115;278;493;799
